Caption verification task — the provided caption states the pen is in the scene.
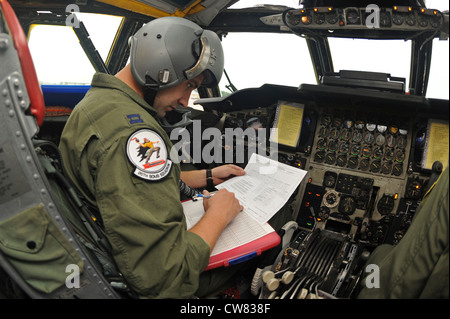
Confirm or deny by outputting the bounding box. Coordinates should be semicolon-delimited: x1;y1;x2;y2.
195;193;212;199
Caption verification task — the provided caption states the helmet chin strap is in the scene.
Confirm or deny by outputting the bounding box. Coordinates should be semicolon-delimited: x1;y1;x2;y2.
143;85;157;106
158;107;193;134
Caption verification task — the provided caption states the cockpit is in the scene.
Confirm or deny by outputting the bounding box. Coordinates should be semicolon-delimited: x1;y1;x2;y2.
0;0;448;303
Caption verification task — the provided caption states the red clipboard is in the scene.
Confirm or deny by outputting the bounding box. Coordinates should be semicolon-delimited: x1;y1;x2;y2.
205;231;280;271
182;199;280;271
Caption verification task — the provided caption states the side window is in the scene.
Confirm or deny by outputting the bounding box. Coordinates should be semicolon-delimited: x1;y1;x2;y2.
28;13;123;85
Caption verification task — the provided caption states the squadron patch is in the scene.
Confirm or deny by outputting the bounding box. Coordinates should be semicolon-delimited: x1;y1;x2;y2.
126;129;172;181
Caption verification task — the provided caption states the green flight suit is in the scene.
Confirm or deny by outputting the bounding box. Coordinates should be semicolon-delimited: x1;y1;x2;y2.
59;73;210;298
358;166;449;299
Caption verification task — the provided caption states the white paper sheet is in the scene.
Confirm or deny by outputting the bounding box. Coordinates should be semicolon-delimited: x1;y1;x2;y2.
215;153;307;224
183;199;274;256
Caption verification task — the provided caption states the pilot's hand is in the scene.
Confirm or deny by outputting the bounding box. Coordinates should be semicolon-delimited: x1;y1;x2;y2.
203;189;243;225
211;164;245;185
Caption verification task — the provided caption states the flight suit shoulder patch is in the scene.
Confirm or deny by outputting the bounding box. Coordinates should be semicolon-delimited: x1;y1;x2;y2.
126;129;172;181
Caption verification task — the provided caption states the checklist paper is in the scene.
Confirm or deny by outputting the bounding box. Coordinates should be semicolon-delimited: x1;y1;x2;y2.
183;199;275;256
216;153;307;224
182;153;306;270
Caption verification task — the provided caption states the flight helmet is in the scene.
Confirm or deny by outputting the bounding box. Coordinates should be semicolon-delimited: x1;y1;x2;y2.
129;16;224;91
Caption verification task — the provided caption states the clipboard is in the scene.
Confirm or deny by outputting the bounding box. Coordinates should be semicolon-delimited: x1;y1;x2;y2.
182;199;281;271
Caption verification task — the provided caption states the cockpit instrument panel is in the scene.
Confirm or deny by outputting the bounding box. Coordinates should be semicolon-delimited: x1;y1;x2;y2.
197;83;448;298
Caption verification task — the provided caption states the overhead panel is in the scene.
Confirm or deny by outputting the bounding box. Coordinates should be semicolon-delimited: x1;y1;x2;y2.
95;0;205;18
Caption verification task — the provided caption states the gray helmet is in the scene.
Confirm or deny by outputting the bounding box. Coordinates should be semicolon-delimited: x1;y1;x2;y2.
129;16;224;90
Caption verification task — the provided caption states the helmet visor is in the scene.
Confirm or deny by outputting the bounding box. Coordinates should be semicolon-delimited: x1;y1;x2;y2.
184;30;224;88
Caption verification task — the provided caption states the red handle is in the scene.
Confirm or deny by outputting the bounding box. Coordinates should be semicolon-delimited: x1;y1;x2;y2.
1;0;45;126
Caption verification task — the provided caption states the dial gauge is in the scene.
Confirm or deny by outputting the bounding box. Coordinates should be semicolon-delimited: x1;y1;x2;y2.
348;156;359;169
370;159;381;173
337;154;347;167
377;195;395;215
339;196;356;215
323;172;337;188
323;190;339;208
325;152;336;165
381;162;392;175
392;163;403;176
360;158;370;171
314;150;325;163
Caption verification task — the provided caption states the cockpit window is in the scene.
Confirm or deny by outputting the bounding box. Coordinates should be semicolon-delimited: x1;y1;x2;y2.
427;38;449;100
219;32;316;95
328;38;412;92
28;13;122;85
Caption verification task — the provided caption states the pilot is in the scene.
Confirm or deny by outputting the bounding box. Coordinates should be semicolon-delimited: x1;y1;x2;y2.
358;165;449;299
59;17;248;298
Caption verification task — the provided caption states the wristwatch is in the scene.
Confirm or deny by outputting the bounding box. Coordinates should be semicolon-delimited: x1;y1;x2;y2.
206;168;214;189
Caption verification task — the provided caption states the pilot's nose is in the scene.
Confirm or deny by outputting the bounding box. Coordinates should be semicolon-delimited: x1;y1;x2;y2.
178;91;191;107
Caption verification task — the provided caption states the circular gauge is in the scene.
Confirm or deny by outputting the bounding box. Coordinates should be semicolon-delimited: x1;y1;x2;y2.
317;138;327;150
301;14;312;25
333;117;343;127
350;144;361;156
323;172;337;188
344;120;353;129
366;123;376;132
325;152;336;165
393;13;404;25
352;131;363;143
370;159;381;173
392;163;403;176
364;132;374;144
381;162;392;174
380;11;391;27
315;12;325;24
362;145;372;158
386;134;396;147
339;196;356;215
375;134;386;146
314;150;326;163
377;125;387;134
348;156;359;169
339;142;350;154
388;125;399;135
418;15;428;27
321;115;332;126
384;147;395;161
395;149;405;163
355;121;365;130
326;11;338;24
431;16;441;28
328;139;338;152
287;11;301;25
399;128;408;136
406;180;422;199
336;154;347;167
377;195;395;215
346;10;360;24
360;158;370;171
318;206;330;220
340;130;351;141
323;190;339;208
397;136;407;149
329;127;340;140
406;14;416;26
372;146;383;159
